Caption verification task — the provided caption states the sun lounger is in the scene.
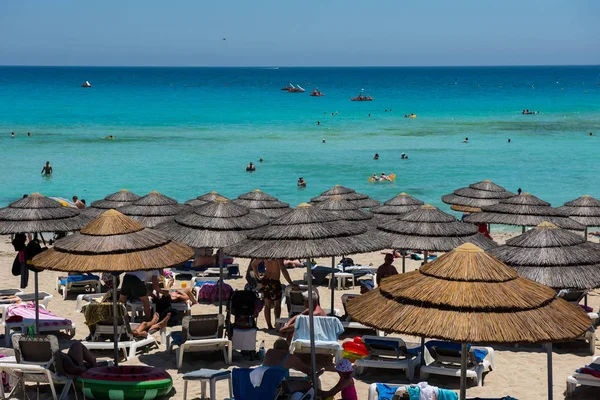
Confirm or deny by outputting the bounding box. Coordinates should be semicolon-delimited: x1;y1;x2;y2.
3;303;75;347
290;315;344;364
0;334;72;400
55;273;101;300
75;293;107;312
168;314;232;368
420;341;495;387
81;303;159;361
283;285;320;317
355;336;421;380
227;367;286;400
566;355;600;397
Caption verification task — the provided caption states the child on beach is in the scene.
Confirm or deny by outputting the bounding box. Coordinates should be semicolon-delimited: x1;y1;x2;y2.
319;359;358;400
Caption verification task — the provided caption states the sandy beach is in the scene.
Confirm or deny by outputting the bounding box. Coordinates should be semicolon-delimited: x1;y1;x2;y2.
1;232;598;400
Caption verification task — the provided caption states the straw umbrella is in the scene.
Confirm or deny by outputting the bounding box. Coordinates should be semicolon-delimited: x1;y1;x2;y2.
184;191;227;207
156;197;270;313
224;203;389;390
232;189;291;219
441;180;514;213
0;193;87;333
488;222;600;291
311;185;380;208
558;195;600;237
119;191;187;228
464;193;585;232
377;204;497;273
370;192;424;223
84;189;141;218
33;210;193;365
314;195;375;315
347;243;590;400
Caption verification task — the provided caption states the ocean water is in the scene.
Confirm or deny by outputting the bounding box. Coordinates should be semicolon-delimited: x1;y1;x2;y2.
1;66;599;213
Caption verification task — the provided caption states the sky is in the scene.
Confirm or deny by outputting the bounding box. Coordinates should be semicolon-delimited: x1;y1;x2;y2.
1;0;599;67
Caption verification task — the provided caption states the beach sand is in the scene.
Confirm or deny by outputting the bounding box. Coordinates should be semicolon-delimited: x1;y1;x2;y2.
0;232;598;400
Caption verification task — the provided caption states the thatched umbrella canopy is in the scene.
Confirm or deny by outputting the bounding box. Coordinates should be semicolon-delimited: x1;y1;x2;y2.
157;197;270;249
232;189;291;219
377;204;497;252
118;191;187;228
184;191;227;207
348;243;590;400
314;195;373;223
224;203;388;259
33;210;193;365
311;185;380;208
464;193;585;231
157;197;270;313
0;193;87;234
558;195;600;234
370;192;424;222
84;190;141;218
224;202;388;391
488;222;600;290
441;180;514;213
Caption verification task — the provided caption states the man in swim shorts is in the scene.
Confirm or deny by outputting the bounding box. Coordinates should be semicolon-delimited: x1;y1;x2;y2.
251;259;297;330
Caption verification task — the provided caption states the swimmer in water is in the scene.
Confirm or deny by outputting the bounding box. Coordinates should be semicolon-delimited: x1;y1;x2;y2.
322;138;326;143
41;161;52;175
508;138;511;143
517;188;522;195
27;132;31;137
463;137;469;143
374;153;379;160
246;162;255;172
371;173;380;182
11;132;15;139
381;172;392;181
590;132;593;136
297;177;306;187
317;121;321;125
401;153;406;159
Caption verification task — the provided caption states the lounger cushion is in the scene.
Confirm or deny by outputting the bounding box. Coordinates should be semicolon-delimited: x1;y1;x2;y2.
60;274;100;285
425;340;487;363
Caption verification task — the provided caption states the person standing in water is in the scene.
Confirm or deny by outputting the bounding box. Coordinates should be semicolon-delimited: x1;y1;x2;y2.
41;161;52;175
11;132;15;139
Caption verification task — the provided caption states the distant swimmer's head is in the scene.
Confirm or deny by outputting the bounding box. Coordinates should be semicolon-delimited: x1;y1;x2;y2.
590;132;593;136
322;139;326;143
259;158;264;162
45;161;50;165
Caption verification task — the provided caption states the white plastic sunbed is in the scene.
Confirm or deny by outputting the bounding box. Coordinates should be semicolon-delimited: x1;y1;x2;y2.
355;336;421;380
55;274;102;300
290;316;344;364
420;342;495;387
566;356;600;397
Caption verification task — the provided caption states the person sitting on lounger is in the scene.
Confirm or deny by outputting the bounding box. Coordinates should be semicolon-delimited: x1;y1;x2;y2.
263;338;324;394
60;342;97;376
279;291;326;343
376;253;399;285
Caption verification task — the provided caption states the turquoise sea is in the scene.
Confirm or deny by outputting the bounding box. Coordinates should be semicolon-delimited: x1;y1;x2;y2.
1;66;599;212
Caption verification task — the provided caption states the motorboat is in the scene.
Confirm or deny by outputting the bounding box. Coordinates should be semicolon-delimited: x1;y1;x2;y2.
350;90;372;101
281;83;305;92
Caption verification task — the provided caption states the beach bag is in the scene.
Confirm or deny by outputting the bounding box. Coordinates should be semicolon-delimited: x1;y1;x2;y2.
25;240;46;272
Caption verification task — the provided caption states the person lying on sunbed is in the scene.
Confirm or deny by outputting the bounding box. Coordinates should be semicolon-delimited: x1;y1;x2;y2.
131;312;171;338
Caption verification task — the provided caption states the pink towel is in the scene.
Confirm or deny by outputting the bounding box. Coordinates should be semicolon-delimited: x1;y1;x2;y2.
197;282;233;303
6;303;72;327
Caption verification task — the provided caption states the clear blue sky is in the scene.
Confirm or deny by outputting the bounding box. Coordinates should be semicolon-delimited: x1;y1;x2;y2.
1;0;599;66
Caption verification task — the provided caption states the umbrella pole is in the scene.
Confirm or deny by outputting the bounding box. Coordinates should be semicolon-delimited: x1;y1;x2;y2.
330;256;335;317
585;226;588;239
218;250;224;314
306;258;317;393
547;343;553;400
460;342;467;400
402;252;406;274
522;225;526;234
423;250;429;265
112;274;119;366
34;271;40;334
420;337;425;366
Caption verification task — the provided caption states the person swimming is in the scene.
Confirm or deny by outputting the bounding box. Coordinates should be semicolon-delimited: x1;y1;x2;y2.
371;173;380;181
463;137;469;143
259;158;264;162
246;162;255;172
401;153;408;159
41;161;52;175
517;188;522;195
297;177;306;187
373;153;379;160
381;172;392;181
322;138;326;143
11;132;14;139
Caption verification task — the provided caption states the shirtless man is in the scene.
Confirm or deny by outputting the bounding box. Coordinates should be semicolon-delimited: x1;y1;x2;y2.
41;161;52;175
251;259;297;330
376;253;399;286
73;196;85;209
279;291;326;343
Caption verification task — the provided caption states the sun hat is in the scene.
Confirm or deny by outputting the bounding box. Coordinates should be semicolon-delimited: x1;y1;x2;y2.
335;359;353;373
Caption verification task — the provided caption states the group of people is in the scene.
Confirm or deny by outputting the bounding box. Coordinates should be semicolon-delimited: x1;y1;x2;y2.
10;132;32;138
371;172;393;181
373;153;408;160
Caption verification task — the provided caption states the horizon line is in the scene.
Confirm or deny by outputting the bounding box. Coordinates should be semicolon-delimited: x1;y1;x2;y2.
1;64;599;68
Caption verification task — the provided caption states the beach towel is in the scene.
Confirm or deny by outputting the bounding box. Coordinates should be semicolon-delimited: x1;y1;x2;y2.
407;385;420;400
292;316;343;347
437;388;458;400
249;366;269;387
375;384;399;400
197;281;233;302
417;382;437;400
6;303;72;328
425;341;488;363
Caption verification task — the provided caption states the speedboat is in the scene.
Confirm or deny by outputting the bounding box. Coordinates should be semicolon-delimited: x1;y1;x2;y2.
350;90;372;101
310;88;324;97
81;81;92;88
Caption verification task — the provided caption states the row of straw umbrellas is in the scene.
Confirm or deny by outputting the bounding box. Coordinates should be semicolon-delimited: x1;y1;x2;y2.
0;182;599;399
